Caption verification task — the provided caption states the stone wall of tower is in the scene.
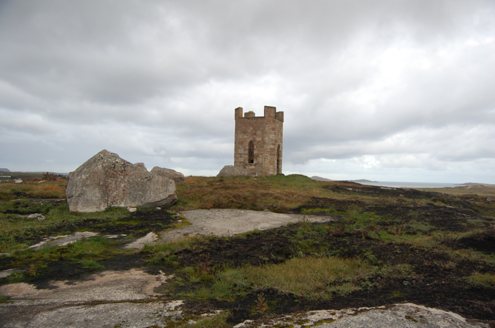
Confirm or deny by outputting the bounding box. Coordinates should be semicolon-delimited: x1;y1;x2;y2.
234;106;284;176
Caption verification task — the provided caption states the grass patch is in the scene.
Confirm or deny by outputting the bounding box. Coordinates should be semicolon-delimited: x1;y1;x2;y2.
64;236;113;259
1;236;130;277
4;271;25;284
144;235;205;265
0;180;66;200
466;273;495;288
0;202;130;253
174;174;338;211
192;256;377;301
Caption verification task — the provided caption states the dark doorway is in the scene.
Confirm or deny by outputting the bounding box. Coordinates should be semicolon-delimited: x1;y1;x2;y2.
248;141;254;164
277;144;281;173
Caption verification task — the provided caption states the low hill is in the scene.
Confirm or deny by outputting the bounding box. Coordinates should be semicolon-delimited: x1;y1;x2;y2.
311;176;332;182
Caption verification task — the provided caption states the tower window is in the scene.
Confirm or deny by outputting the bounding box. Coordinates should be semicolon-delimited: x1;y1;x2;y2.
248;141;254;164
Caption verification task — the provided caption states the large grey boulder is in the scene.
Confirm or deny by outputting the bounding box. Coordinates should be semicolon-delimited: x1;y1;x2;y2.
217;165;247;177
66;150;177;212
151;167;185;185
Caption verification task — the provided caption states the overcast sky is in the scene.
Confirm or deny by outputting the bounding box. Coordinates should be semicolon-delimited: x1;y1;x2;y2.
1;0;494;183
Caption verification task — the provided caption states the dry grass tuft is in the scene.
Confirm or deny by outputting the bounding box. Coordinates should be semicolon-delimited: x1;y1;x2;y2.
214;256;376;300
0;180;66;199
175;175;336;212
466;273;495;288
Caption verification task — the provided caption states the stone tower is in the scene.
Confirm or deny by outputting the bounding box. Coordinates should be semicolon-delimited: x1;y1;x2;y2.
234;106;284;176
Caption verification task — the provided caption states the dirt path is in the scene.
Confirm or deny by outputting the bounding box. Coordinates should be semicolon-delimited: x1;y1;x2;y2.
159;209;335;242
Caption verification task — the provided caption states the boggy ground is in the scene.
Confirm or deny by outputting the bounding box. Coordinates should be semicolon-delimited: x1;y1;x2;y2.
1;175;495;327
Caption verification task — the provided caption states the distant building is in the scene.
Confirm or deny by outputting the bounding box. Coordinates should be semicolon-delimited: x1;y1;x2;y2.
234;106;284;176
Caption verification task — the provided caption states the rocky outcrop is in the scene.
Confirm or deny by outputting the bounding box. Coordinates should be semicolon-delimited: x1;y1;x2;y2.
217;165;247;177
66;150;177;212
151;167;184;185
233;303;489;327
0;269;182;328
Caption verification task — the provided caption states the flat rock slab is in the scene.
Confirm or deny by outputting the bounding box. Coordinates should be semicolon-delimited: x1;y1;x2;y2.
160;209;334;242
28;232;99;249
0;269;171;304
234;303;489;328
9;301;184;328
124;232;158;249
0;269;181;328
0;268;16;279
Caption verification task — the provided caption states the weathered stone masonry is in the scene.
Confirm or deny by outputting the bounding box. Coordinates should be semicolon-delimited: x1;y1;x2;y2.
234;106;284;176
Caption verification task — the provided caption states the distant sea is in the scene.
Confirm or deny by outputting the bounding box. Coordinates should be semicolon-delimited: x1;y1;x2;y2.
355;181;463;189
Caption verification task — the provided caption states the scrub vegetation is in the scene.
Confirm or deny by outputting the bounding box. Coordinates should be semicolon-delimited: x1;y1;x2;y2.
1;175;495;325
0;179;66;201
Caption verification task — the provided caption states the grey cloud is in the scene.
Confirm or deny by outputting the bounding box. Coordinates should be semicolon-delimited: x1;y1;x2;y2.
0;0;494;182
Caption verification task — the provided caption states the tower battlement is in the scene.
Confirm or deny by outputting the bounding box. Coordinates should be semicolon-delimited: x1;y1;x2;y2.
234;106;284;176
235;106;284;122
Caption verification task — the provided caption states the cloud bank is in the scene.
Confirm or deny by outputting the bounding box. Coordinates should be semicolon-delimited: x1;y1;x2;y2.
0;0;494;183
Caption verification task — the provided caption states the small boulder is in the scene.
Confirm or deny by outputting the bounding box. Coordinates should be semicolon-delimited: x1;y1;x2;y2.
66;150;177;212
151;167;185;185
217;165;247;177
